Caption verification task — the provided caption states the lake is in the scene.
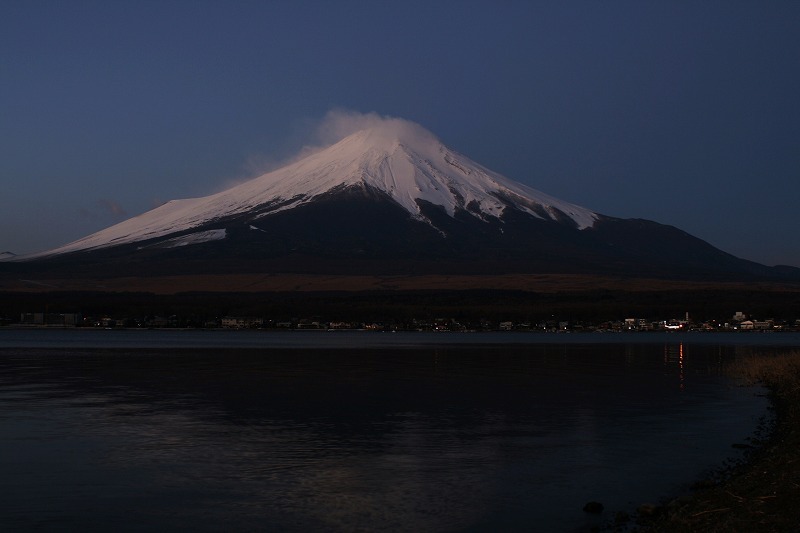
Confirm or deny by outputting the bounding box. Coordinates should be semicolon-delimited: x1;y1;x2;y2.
1;330;797;531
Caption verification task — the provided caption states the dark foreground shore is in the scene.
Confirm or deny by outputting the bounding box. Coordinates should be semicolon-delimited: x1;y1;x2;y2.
634;351;800;532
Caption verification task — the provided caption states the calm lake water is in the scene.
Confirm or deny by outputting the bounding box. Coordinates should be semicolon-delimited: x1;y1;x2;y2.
1;330;797;532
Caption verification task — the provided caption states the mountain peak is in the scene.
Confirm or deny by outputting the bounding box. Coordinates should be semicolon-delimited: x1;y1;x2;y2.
345;117;440;152
16;118;598;259
8;115;798;282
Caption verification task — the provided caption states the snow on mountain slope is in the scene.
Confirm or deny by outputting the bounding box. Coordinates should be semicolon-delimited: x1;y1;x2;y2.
20;118;598;259
137;229;227;250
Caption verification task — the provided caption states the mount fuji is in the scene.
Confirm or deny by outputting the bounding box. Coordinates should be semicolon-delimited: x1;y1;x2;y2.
5;118;798;281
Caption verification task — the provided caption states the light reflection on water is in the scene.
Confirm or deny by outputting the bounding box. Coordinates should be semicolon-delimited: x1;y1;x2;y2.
0;335;784;531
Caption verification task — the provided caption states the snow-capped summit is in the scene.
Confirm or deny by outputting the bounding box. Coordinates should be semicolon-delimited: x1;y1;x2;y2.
21;117;598;259
11;115;793;282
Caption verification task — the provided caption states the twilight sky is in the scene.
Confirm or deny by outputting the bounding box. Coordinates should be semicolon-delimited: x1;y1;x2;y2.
2;1;799;266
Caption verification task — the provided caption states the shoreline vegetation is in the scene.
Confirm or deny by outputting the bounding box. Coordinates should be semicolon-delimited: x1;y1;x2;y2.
633;351;800;532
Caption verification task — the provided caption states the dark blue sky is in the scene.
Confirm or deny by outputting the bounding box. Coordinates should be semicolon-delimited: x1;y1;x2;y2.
3;1;799;266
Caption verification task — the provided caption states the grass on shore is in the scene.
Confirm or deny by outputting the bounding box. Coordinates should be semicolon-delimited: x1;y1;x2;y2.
640;350;800;532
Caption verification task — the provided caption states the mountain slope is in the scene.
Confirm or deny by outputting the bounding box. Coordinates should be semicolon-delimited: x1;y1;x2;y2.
4;117;798;282
19;119;595;259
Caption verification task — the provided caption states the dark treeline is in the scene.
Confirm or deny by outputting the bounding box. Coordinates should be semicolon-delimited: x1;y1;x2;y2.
2;288;799;325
